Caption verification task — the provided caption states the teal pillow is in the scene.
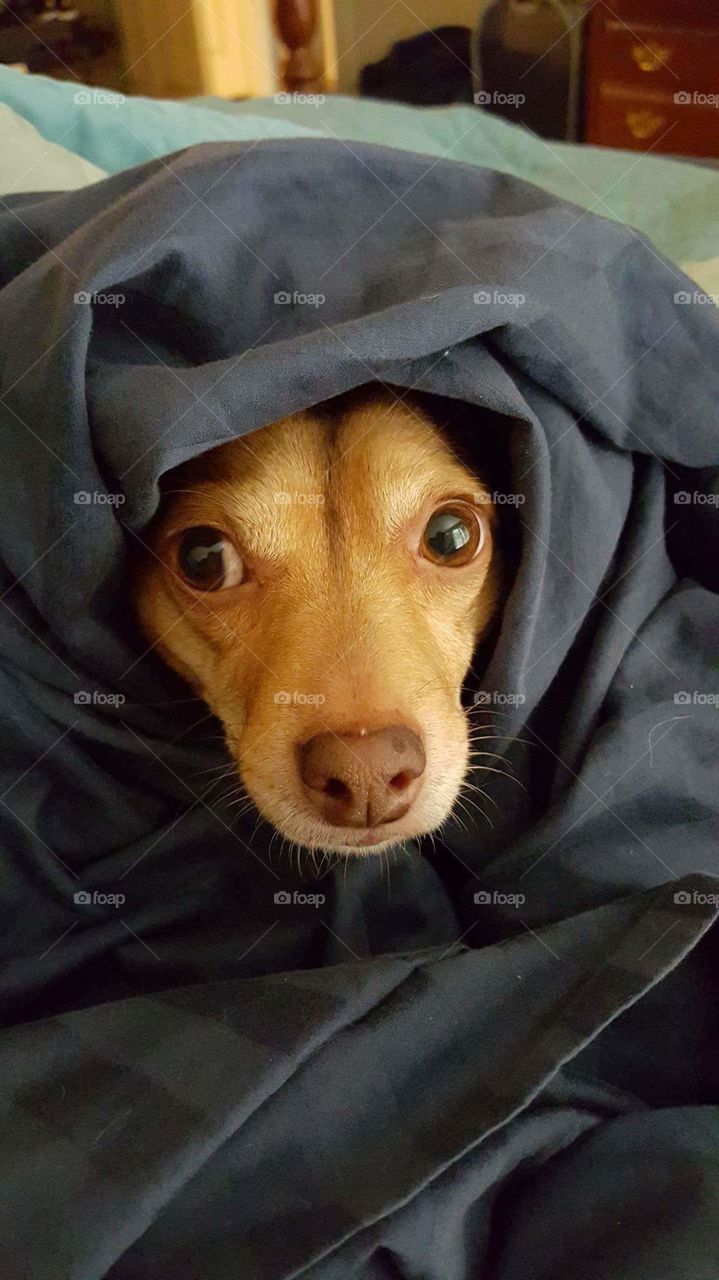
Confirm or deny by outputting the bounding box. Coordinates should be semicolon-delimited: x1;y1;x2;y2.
1;67;717;265
0;67;320;175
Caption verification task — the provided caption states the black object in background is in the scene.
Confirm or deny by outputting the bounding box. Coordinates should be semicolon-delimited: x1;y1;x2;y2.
0;1;112;73
360;25;474;106
478;0;588;140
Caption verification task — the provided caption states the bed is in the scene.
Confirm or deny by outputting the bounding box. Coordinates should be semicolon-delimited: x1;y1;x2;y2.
0;68;717;1280
1;65;718;293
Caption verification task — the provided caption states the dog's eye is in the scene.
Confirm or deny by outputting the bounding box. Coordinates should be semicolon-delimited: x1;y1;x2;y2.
176;527;244;590
421;503;483;566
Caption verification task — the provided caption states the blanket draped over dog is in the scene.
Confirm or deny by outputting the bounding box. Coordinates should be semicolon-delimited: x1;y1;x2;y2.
0;141;717;1280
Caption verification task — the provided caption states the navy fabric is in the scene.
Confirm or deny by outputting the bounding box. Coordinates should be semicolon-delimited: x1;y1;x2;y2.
0;140;717;1279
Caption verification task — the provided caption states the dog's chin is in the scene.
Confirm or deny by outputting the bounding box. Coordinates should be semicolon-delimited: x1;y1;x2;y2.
261;818;434;857
291;825;421;857
244;787;459;857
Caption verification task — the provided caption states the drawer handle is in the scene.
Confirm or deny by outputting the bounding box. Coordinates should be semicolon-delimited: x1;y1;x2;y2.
631;41;671;72
626;109;666;139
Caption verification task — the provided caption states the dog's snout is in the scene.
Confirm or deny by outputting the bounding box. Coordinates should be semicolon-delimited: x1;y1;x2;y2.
299;725;426;828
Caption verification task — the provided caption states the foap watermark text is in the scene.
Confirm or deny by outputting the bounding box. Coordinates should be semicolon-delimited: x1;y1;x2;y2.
674;290;718;307
74;690;126;708
674;691;718;707
274;690;326;707
74;291;125;307
274;890;325;907
674;889;719;907
474;490;525;507
474;289;525;307
74;88;125;107
74;490;125;507
74;890;125;907
274;91;325;107
474;889;525;907
274;290;325;308
274;491;325;506
674;91;719;108
474;690;526;707
674;491;719;507
475;90;525;108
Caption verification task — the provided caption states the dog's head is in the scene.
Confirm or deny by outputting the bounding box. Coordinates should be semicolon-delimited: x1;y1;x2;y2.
134;391;504;853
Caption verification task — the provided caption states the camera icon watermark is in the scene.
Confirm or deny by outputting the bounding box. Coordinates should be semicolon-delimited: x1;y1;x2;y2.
474;690;526;707
274;289;325;308
474;489;526;507
673;490;719;507
474;90;525;108
673;290;718;307
73;291;125;307
673;690;718;707
273;91;325;107
73;88;125;108
474;889;525;907
74;889;125;907
273;690;326;707
274;889;325;907
273;490;325;506
474;289;526;307
674;90;719;108
674;889;719;906
74;490;126;506
74;690;126;708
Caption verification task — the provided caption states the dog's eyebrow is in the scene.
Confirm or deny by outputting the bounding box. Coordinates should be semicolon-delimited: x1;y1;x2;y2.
152;406;495;567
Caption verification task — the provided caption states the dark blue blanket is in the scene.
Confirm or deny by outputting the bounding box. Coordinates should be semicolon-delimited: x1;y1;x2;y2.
0;140;717;1279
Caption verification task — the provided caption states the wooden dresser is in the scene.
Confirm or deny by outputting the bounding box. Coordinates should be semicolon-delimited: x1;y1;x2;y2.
584;0;719;157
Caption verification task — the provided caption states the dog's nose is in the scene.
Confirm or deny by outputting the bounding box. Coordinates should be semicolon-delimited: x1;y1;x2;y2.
299;725;425;828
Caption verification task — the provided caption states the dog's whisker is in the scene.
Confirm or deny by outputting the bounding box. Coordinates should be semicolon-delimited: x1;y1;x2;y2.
466;731;532;748
465;732;513;741
225;794;254;811
159;488;210;498
468;707;525;719
455;794;494;831
460;779;501;812
196;777;238;801
468;761;527;790
424;829;437;859
208;780;247;806
189;761;236;778
198;778;235;803
249;810;265;845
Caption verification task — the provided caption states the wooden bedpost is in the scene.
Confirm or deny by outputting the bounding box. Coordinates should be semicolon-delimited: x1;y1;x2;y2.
275;0;323;93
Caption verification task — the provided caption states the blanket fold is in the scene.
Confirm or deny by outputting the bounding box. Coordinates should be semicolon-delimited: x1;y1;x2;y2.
0;140;716;1279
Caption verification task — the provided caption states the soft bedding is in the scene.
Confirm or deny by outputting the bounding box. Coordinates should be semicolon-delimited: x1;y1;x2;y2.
0;137;717;1279
0;102;105;194
1;65;718;272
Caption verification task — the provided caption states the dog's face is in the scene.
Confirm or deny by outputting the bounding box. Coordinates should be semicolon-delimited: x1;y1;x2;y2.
135;393;503;854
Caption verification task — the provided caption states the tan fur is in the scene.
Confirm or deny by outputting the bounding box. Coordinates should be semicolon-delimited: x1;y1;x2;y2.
134;393;503;854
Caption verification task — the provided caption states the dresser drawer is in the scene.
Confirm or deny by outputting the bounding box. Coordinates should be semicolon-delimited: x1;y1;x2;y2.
585;81;719;156
584;15;719;97
583;3;719;158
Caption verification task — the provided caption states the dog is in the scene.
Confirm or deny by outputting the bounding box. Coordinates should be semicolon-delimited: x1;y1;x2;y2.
134;389;505;855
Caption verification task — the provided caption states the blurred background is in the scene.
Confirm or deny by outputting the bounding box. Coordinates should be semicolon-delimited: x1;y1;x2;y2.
0;0;717;157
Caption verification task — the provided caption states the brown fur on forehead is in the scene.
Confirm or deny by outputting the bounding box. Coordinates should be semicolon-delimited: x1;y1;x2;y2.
135;390;507;856
157;397;494;559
